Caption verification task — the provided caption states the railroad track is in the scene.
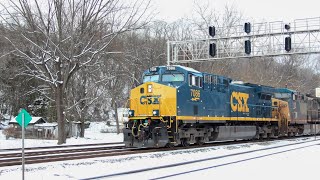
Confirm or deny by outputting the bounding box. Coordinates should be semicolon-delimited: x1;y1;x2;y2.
0;144;130;167
0;142;124;152
83;138;320;180
0;136;317;167
0;139;253;167
0;140;250;167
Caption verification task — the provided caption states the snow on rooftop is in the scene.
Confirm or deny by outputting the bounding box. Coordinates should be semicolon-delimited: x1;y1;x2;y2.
9;117;46;124
34;123;58;127
173;65;201;73
149;65;201;74
231;81;245;84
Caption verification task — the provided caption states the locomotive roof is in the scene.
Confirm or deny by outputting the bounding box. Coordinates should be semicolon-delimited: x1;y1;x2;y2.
145;65;202;75
171;65;201;73
275;88;296;93
142;65;310;99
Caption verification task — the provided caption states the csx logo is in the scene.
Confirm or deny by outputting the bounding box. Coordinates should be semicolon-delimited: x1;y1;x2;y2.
140;95;161;105
230;92;249;113
191;89;200;101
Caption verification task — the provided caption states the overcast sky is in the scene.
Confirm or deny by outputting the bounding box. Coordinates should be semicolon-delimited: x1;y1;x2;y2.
153;0;320;23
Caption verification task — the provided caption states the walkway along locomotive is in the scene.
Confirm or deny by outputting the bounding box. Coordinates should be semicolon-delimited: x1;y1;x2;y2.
123;65;320;148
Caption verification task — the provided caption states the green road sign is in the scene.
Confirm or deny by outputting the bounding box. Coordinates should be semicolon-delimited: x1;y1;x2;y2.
16;109;32;128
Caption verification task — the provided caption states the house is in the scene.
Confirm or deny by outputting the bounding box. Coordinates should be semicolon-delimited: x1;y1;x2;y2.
9;117;47;129
316;88;320;98
4;117;46;139
107;108;129;124
6;116;83;139
34;123;58;139
117;108;129;123
34;121;81;139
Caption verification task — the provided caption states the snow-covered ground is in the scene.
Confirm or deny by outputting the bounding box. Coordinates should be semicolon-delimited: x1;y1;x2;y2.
0;122;123;149
1;122;320;179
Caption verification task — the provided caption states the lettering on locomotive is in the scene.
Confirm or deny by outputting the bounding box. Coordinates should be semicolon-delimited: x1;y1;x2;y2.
230;91;249;112
191;89;200;101
140;95;161;105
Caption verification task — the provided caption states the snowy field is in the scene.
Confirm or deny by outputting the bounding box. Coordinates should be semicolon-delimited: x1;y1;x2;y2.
0;122;123;149
1;123;320;179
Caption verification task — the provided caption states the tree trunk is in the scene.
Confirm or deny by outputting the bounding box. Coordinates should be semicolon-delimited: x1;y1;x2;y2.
56;84;66;144
79;72;87;138
114;100;120;134
80;113;85;137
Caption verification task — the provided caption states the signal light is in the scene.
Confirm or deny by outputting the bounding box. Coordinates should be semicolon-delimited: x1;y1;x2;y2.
285;37;291;52
209;26;215;37
245;40;251;54
209;43;216;57
244;22;251;34
285;24;290;30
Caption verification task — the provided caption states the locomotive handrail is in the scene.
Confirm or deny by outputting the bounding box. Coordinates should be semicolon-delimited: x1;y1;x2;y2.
131;121;139;137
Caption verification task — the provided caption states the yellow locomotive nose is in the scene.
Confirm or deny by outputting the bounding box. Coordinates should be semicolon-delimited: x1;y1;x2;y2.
129;82;177;118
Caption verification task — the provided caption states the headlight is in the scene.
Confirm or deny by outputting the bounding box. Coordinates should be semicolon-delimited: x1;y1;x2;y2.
148;84;152;93
152;110;159;116
128;110;134;117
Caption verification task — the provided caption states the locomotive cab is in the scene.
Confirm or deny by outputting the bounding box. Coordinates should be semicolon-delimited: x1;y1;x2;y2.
124;65;189;148
142;66;187;86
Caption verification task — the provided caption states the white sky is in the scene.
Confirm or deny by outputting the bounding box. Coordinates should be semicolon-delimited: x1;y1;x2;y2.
153;0;320;22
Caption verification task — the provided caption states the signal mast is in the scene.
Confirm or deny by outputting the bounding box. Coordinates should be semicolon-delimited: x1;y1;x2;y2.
167;17;320;65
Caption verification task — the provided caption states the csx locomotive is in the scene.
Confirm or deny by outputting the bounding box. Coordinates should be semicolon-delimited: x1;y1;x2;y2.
123;65;320;148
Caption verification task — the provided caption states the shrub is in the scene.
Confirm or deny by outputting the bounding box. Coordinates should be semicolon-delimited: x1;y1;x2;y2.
2;126;18;139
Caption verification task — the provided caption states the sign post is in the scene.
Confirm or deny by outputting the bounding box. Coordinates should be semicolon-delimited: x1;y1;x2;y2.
316;88;320;140
22;113;24;180
16;109;32;180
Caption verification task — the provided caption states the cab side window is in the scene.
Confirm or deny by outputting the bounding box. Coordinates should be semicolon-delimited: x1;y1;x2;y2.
199;77;203;88
189;74;203;88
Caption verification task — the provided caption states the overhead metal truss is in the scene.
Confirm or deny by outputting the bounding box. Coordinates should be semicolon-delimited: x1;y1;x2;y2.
167;17;320;65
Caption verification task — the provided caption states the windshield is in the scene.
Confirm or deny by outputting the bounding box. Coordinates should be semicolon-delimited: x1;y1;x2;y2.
162;74;184;82
143;74;160;83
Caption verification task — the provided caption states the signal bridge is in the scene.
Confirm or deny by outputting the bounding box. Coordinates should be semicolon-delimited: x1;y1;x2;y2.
167;17;320;65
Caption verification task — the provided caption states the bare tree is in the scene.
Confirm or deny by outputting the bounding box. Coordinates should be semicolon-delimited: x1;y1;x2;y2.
0;0;151;144
185;2;246;73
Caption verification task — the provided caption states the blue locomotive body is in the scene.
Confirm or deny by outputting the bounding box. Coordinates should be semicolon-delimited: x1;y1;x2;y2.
123;65;320;148
171;66;274;121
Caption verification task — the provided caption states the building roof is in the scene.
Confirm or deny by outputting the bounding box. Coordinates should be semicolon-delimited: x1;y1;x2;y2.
34;123;58;127
9;117;47;124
